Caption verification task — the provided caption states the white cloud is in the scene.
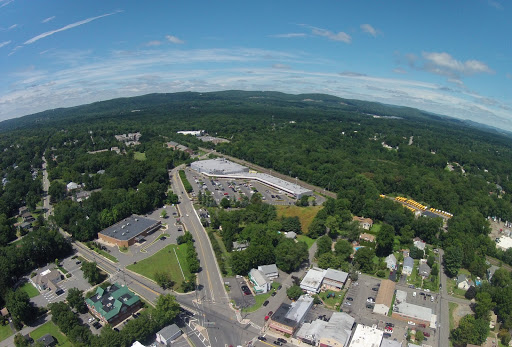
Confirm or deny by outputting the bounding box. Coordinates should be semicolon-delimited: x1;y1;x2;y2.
24;10;122;45
488;0;503;10
165;35;184;44
0;0;14;8
41;16;56;23
311;27;351;43
422;52;494;77
0;40;11;48
393;68;407;74
8;45;22;56
272;63;290;69
361;24;378;37
146;40;162;46
8;24;17;30
271;33;307;38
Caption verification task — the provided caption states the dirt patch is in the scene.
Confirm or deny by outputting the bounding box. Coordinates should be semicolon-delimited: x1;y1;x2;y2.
489;219;511;240
453;302;473;328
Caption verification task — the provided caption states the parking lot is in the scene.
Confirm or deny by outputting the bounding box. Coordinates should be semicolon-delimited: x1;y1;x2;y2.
184;168;320;206
342;275;382;327
225;276;256;309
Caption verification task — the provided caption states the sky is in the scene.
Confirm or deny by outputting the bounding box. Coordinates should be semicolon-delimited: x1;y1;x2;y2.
0;1;511;129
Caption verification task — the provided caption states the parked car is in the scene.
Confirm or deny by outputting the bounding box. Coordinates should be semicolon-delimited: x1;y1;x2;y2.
277;285;282;290
268;311;273;317
366;304;374;309
424;332;431;337
274;341;283;346
346;297;353;301
408;321;416;326
386;323;395;327
257;336;267;341
383;332;391;338
263;300;269;307
372;287;378;291
277;338;287;344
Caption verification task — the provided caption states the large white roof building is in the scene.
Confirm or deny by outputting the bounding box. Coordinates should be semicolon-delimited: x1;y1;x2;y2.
300;267;326;294
349;324;383;347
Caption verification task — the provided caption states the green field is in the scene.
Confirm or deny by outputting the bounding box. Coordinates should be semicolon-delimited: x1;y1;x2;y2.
297;235;316;249
319;289;345;309
449;302;458;330
127;244;191;292
0;324;13;343
276;205;323;234
134;152;146;161
30;321;72;347
242;282;280;313
19;281;40;298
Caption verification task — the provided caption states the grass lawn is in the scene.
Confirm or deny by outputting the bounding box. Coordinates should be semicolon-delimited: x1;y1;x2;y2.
446;278;467;299
134;152;146;161
407;260;423;289
319;289;345;309
127;244;191;292
370;222;382;234
30;321;72;347
275;205;323;234
90;246;118;263
0;324;13;343
449;302;458;330
19;281;40;298
297;235;316;249
212;232;233;276
242;282;280;313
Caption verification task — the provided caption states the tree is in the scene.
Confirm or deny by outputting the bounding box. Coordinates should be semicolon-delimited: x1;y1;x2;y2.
181;274;196;292
275;239;308;273
220;197;231;209
154;271;174;290
415;330;424;343
154;294;180;326
281;216;302;234
230;251;252;275
450;314;489;346
334;239;353;261
465;286;477;300
315;235;332;258
308;218;326;238
474;292;495;320
160;210;167;218
444;244;463;278
353;247;376;273
14;333;31;347
376;224;395;257
67;288;87;313
6;289;35;327
409;246;424;259
317;253;341;269
81;261;103;285
427;254;436;268
286;285;303;300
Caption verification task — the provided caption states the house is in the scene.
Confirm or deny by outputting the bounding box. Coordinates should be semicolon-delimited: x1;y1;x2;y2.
66;182;79;191
284;231;297;239
373;280;396;316
384;254;397;270
85;284;141;326
419;263;431;277
322;268;348;291
359;233;376;242
156;324;182;346
269;295;313;335
30;269;62;292
487;265;499;281
232;241;249;251
248;269;271;294
413;238;426;251
74;191;90;202
258;264;279;280
353;216;373;230
0;307;9;317
402;257;414;276
21;211;34;222
457;274;474;290
36;334;56;347
300;267;326;294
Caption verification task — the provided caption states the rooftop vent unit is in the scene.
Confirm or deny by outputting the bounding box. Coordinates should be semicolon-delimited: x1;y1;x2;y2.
108;296;114;300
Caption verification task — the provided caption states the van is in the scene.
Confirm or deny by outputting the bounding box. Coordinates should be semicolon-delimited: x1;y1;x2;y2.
413;292;416;297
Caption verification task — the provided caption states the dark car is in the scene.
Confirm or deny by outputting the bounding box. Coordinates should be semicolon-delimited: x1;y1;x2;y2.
346;297;353;301
277;285;282;290
274;341;283;346
386;323;395;327
268;311;274;317
366;304;374;309
93;322;102;329
55;289;64;295
241;285;249;291
160;236;166;241
257;336;267;341
113;328;119;332
271;291;277;296
263;300;269;307
76;260;81;265
383;332;391;338
372;287;378;291
277;338;287;343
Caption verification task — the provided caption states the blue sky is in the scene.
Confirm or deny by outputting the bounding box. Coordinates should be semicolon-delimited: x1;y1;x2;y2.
1;1;511;129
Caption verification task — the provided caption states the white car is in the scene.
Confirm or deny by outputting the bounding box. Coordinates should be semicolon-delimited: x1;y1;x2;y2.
431;296;434;302
408;321;416;326
413;292;417;297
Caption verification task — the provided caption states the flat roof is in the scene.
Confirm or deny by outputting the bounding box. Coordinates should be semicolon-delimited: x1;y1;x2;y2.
99;215;160;241
322;312;355;345
301;267;326;292
395;302;432;322
230;172;312;196
349;324;383;347
286;295;314;322
497;236;512;250
258;264;278;275
324;268;348;284
191;158;248;175
380;339;402;347
271;303;299;328
395;290;407;304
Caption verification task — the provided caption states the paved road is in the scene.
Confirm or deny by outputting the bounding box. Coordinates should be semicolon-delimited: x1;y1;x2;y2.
42;155;52;218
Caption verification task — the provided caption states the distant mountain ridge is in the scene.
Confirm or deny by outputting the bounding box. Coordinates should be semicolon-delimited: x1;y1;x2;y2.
1;90;510;137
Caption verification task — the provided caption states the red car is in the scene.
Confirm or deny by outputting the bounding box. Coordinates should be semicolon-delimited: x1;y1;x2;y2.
385;326;393;332
268;311;273;317
424;332;430;337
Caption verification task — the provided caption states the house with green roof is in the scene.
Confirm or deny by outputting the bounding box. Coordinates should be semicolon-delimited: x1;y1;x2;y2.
85;283;141;326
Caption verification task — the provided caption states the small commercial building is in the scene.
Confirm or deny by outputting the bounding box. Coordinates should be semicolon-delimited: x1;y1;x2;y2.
248;268;271;294
322;269;349;291
269;295;314;335
258;264;279;280
156;324;182;346
30;269;62;292
349;324;383;347
98;215;161;247
296;312;355;347
392;302;433;327
85;284;141;326
301;267;326;294
373;280;396;316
